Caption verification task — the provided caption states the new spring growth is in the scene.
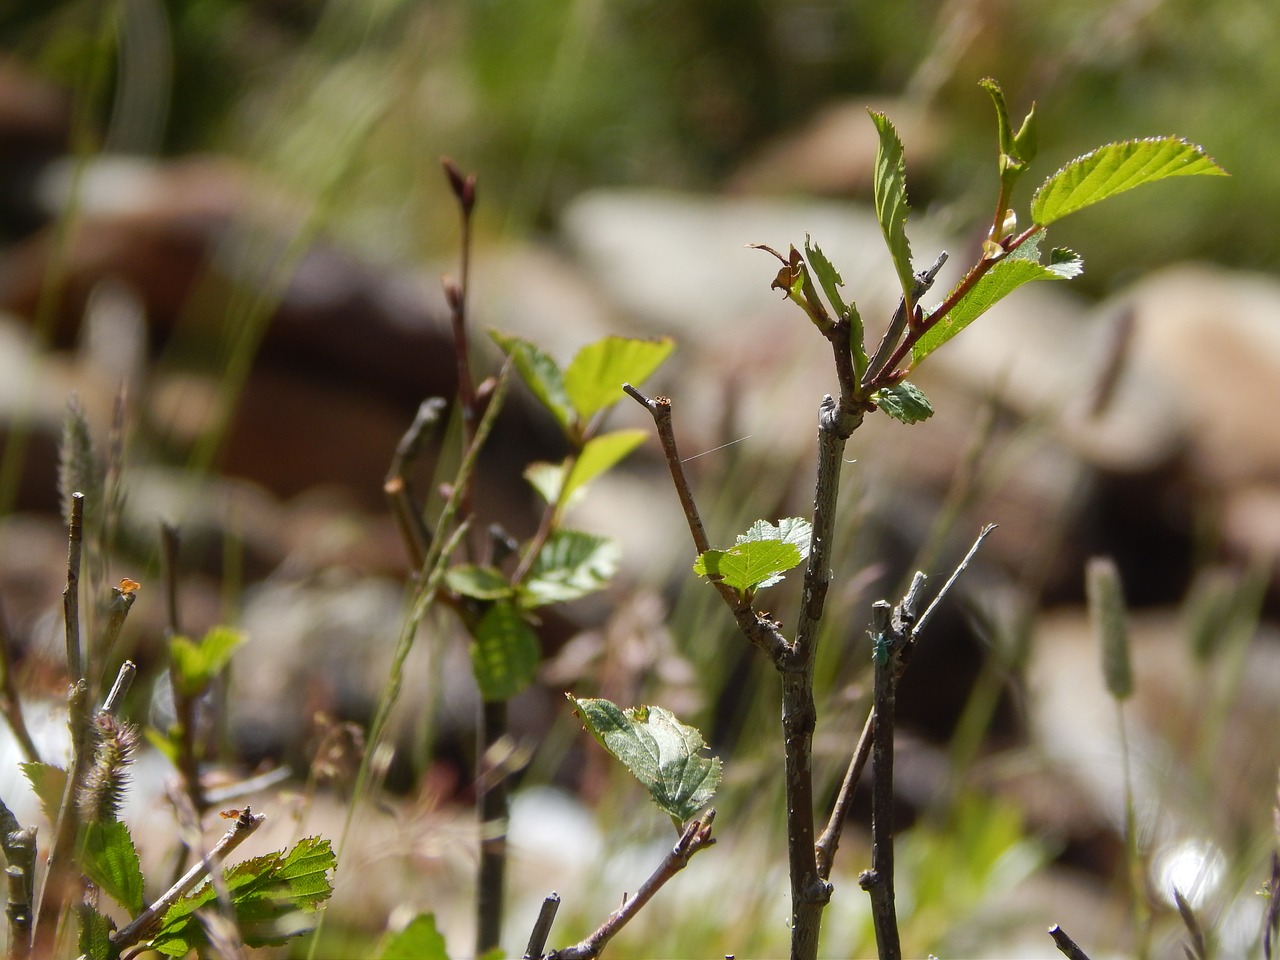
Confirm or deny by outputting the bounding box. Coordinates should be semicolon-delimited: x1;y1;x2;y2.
1087;556;1133;700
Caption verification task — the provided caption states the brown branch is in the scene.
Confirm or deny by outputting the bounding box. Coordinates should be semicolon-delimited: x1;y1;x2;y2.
112;808;265;951
0;596;39;764
1048;924;1093;960
623;385;789;664
384;397;448;570
524;893;561;960
818;526;995;881
549;812;716;960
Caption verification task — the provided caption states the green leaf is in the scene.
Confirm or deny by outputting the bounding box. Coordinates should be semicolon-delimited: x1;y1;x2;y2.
490;331;574;431
693;517;811;593
170;626;244;699
873;380;934;424
912;240;1083;363
568;696;720;823
560;429;646;509
21;761;66;826
869;111;916;303
564;336;674;422
804;236;867;374
1031;138;1227;226
150;837;335;955
445;564;513;601
83;820;145;915
980;78;1036;174
379;913;450;960
78;905;117;960
524;461;566;505
522;530;619;607
469;601;540;702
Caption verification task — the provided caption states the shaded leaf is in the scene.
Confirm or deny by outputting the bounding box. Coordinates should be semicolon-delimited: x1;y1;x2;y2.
490;331;574;431
873;381;934;424
445;564;512;601
78;905;116;960
380;913;449;960
83;820;145;915
522;530;619;607
568;696;720;823
869;111;915;302
1031;138;1226;226
912;241;1082;363
564;336;673;422
470;601;540;702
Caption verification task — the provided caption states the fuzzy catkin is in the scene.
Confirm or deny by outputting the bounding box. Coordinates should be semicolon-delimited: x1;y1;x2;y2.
77;713;140;823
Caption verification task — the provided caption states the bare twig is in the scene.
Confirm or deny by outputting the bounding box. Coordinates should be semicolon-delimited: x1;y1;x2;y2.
862;252;949;388
1048;923;1093;960
112;808;265;951
102;660;136;716
2;822;36;960
384;397;447;570
0;596;40;764
816;525;994;881
63;492;84;681
622;385;789;663
32;680;92;956
524;892;561;959
549;812;716;960
161;524;205;818
96;581;138;682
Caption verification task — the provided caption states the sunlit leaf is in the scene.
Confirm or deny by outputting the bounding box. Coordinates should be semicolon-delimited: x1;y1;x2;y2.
560;429;646;509
1031;138;1226;226
869;111;915;302
20;761;66;826
522;530;619;607
568;696;720;823
805;236;867;373
912;241;1082;363
564;336;673;422
170;626;244;699
445;564;512;601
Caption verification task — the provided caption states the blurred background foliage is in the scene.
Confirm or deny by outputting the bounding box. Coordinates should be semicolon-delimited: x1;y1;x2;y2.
1;0;1269;288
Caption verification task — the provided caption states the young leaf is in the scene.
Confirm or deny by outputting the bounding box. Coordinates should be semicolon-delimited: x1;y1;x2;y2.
379;913;450;960
170;626;244;699
912;241;1082;363
869;111;916;303
445;564;513;601
1031;138;1226;227
805;236;867;373
693;517;812;594
82;820;145;915
564;336;674;423
470;600;540;702
522;530;619;607
568;696;721;824
560;429;647;509
150;837;335;955
872;381;935;424
21;761;66;825
490;331;575;431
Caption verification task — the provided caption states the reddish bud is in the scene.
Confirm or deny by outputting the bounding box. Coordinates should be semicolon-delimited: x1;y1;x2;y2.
442;276;463;311
441;157;476;213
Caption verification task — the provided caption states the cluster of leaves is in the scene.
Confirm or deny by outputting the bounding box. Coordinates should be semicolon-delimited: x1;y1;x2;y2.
762;78;1225;428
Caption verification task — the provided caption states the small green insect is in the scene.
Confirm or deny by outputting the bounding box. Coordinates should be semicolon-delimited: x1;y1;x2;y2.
872;633;891;667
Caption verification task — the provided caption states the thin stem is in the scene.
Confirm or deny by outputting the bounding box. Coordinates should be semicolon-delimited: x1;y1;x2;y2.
549;812;716;960
101;660;136;716
1048;924;1093;960
524;893;560;960
112;808;265;951
862;252;949;389
475;700;509;955
4;827;36;960
384;397;448;570
161;524;205;817
63;493;84;682
816;525;995;881
0;596;40;764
